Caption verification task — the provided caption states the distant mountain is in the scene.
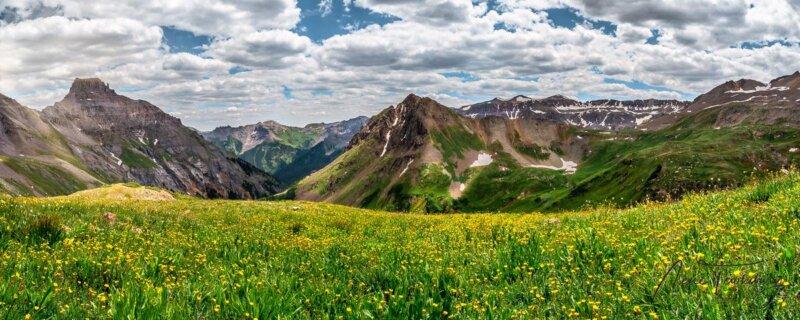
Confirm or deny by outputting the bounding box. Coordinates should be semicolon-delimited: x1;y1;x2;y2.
295;73;800;212
0;78;279;198
459;94;689;130
202;116;368;185
642;72;800;130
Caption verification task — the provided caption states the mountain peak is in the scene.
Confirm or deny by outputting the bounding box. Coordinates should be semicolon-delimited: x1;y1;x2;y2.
401;93;423;104
542;94;571;100
769;71;800;88
69;78;115;96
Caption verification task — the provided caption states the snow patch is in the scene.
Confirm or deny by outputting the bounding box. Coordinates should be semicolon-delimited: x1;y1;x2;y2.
635;115;653;126
790;147;799;153
511;96;532;103
705;95;763;109
529;157;578;174
109;152;123;166
727;85;790;94
399;159;414;176
469;152;493;168
380;131;391;157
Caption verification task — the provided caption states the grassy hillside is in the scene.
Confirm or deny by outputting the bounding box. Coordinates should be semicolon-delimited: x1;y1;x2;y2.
458;110;800;212
1;176;799;318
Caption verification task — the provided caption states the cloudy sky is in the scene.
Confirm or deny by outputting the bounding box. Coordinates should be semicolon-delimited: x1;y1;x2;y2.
1;0;799;130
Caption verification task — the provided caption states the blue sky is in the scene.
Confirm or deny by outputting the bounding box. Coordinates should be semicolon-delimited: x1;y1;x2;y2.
2;0;799;129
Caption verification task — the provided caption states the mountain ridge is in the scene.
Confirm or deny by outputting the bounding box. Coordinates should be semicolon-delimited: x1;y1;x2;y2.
202;115;368;185
0;78;279;198
295;71;800;212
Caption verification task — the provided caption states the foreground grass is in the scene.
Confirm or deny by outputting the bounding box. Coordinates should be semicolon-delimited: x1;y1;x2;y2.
0;176;799;319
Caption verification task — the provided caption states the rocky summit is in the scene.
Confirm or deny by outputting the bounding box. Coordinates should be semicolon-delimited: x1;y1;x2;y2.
0;78;279;198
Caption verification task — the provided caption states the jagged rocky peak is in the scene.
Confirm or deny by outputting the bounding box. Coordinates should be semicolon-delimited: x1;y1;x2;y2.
349;94;451;151
67;78;116;97
770;71;800;88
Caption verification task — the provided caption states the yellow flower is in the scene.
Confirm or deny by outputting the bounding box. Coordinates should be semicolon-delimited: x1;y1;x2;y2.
633;306;642;314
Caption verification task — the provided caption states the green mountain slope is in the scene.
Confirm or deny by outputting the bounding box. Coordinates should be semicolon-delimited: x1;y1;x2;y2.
296;71;800;213
295;94;588;212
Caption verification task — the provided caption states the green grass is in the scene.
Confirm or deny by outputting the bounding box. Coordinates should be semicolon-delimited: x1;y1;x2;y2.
0;157;89;196
1;174;799;319
431;125;485;165
273;128;316;149
240;142;299;174
120;147;157;169
459;118;800;213
222;136;243;155
408;164;454;213
508;131;550;160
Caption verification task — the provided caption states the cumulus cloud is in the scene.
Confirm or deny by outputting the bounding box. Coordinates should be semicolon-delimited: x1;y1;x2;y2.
0;16;163;96
205;30;315;69
5;0;301;36
0;0;798;129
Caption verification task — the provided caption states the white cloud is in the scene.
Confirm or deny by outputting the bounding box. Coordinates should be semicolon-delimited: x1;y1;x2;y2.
0;16;163;102
205;30;315;69
0;0;798;130
53;0;300;36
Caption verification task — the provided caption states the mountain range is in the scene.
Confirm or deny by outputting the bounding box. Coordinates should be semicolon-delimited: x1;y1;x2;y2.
202;116;367;186
458;95;689;131
0;78;278;198
294;71;800;212
1;72;799;213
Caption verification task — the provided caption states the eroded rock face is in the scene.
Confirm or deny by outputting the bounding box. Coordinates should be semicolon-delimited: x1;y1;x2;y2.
459;94;689;130
36;78;280;199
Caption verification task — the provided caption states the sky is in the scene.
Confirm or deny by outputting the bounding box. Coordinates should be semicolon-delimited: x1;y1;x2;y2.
1;0;799;130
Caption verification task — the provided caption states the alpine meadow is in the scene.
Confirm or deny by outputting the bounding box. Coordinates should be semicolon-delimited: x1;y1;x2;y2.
1;0;800;319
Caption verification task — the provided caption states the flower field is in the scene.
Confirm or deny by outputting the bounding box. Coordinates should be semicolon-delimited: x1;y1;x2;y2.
0;175;798;319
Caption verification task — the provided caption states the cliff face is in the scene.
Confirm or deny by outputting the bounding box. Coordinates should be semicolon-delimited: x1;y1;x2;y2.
0;78;279;198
